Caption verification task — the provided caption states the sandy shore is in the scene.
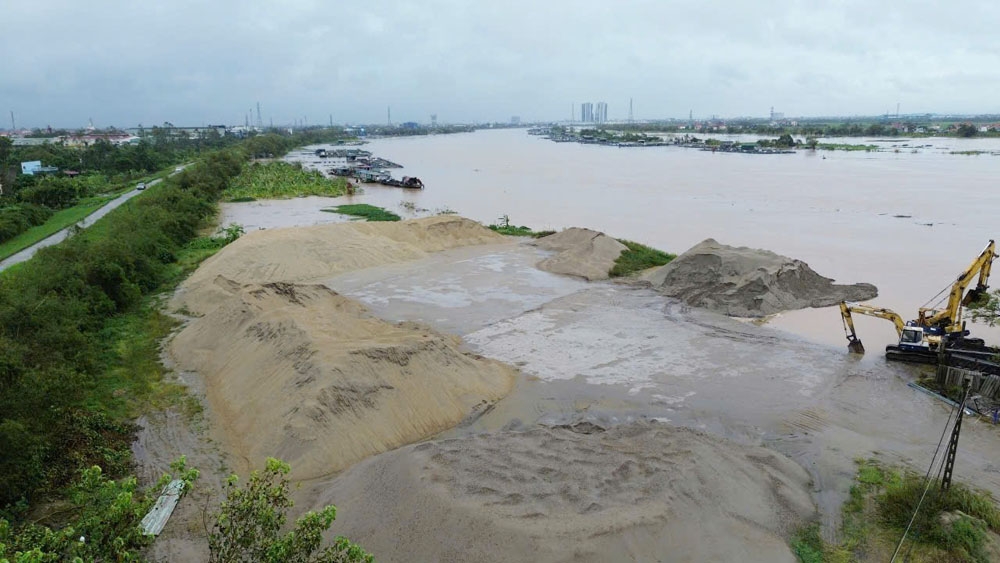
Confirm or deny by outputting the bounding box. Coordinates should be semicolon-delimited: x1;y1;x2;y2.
156;215;999;562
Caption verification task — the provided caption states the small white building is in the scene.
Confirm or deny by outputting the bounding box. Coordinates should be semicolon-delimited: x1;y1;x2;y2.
21;161;42;175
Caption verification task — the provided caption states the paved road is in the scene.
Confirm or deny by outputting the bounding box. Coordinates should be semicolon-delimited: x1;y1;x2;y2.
0;168;185;272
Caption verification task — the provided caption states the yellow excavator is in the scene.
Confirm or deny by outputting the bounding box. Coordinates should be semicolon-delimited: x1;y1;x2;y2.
840;302;923;354
839;240;996;364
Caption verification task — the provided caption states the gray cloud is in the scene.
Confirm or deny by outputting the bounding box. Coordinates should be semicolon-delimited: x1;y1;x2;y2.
2;0;999;128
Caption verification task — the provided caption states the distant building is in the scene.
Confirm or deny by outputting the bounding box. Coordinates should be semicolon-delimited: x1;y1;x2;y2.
510;116;520;125
581;103;594;123
596;102;608;124
20;161;57;175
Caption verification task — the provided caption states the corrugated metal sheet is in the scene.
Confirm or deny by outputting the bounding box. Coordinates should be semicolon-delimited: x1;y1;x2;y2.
140;479;185;536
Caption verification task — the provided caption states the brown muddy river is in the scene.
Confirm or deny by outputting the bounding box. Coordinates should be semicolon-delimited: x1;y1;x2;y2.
214;130;1000;533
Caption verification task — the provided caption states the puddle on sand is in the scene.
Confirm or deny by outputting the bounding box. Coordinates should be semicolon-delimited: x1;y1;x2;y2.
321;241;590;336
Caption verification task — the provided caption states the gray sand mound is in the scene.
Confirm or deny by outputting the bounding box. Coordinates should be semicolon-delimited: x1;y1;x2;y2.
532;227;627;280
169;281;515;480
646;238;877;316
309;421;815;562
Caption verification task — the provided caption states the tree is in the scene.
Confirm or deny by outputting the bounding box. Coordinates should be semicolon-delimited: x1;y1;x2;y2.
209;458;372;563
969;289;1000;326
956;123;979;137
0;137;11;169
775;133;795;148
0;458;198;562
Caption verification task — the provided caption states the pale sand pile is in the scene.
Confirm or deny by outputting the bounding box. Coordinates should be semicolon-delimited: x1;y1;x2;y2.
173;216;505;315
531;228;627;281
169;281;516;480
310;421;815;563
646;238;878;317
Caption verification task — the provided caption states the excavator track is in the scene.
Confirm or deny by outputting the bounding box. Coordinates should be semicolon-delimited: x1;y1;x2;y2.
884;344;1000;375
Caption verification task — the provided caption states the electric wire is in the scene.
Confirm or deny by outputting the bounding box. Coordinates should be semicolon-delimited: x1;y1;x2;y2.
888;385;968;562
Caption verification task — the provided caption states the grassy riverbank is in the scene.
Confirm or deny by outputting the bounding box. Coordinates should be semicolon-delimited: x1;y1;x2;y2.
816;143;880;152
0;149;243;516
793;460;1000;562
323;203;401;221
610;239;675;277
488;224;556;238
224;161;348;201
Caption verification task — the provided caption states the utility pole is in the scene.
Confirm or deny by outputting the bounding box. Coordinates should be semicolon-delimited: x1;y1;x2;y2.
256;102;263;128
941;379;971;491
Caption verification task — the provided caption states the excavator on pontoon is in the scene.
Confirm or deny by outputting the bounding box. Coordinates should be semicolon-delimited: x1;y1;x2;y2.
839;240;997;366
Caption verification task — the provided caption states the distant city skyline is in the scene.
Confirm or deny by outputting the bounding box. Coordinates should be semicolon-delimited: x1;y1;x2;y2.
3;2;999;128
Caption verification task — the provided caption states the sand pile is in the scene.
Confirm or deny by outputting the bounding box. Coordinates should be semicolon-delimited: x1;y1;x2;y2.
646;238;878;316
169;281;516;479
532;228;627;280
174;216;505;315
309;421;815;562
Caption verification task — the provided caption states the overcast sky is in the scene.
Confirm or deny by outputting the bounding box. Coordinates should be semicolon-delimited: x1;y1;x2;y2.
2;1;999;128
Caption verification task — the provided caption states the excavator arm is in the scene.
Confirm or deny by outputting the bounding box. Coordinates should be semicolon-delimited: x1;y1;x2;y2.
840;301;906;354
920;240;996;331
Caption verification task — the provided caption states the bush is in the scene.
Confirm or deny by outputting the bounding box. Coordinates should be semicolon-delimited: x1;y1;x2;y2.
0;457;198;562
209;458;372;563
17;177;79;209
0;204;53;243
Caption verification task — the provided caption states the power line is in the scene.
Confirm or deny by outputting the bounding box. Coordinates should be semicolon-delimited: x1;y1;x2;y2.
889;383;969;562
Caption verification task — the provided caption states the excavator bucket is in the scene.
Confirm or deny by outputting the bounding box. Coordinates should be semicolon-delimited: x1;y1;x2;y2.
847;337;865;354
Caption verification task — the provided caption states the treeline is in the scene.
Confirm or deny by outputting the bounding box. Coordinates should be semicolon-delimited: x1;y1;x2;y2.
606;120;999;138
0;128;353;511
0;128;352;245
0;148;246;513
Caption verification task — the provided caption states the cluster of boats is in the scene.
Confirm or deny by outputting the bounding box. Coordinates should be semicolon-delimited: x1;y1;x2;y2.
318;148;424;189
328;166;424;189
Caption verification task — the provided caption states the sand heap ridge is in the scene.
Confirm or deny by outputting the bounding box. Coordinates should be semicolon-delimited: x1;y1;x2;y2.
532;228;627;281
173;216;506;316
169;281;516;480
646;238;878;316
309;421;815;562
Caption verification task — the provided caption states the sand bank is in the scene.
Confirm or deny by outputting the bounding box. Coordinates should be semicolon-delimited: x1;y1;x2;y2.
646;238;878;317
532;227;626;281
310;421;815;563
169;280;516;480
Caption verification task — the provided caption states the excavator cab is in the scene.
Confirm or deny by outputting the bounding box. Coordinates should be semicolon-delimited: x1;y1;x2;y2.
897;326;929;352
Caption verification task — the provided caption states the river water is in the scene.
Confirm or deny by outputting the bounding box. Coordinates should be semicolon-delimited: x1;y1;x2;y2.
267;129;1000;357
